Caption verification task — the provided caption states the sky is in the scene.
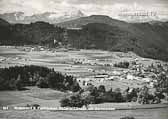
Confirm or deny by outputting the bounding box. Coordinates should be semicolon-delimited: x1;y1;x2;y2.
0;0;168;20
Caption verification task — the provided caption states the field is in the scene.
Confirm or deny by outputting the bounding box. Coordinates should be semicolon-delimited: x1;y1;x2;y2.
0;108;168;119
0;86;168;119
0;46;168;119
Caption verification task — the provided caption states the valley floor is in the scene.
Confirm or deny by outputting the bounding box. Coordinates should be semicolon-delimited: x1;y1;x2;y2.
0;46;168;119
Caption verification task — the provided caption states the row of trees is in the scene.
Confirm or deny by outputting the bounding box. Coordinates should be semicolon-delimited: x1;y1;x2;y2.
60;84;166;107
60;85;125;108
0;65;80;92
154;72;168;98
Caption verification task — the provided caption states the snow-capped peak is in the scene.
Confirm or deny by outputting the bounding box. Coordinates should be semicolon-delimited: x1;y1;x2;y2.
0;10;85;24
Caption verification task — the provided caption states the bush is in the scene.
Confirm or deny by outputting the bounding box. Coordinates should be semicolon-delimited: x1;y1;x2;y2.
60;94;85;107
60;98;70;107
84;95;97;104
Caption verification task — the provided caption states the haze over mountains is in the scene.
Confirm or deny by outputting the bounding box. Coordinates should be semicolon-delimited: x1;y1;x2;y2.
0;14;168;61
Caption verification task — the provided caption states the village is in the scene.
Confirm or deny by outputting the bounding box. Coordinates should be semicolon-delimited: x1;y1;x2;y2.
0;46;168;119
0;45;167;92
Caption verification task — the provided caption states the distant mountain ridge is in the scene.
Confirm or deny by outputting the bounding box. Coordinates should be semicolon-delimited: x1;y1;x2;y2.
0;15;168;61
56;15;128;28
0;10;85;24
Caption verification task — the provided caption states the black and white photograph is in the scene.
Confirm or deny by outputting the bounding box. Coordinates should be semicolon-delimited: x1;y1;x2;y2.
0;0;168;119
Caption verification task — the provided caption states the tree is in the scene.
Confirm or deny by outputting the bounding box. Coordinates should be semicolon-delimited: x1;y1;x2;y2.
137;86;150;104
60;94;85;107
124;88;138;102
0;65;80;92
0;77;6;90
15;74;23;90
113;88;124;102
36;77;48;88
155;73;168;94
47;72;64;90
70;81;81;92
98;85;106;93
60;98;70;107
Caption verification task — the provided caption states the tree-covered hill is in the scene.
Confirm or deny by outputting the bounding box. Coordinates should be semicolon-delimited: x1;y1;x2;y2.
0;16;168;61
0;20;65;46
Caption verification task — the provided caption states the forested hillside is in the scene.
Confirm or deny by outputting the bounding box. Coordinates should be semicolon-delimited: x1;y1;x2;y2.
0;19;65;46
0;16;168;61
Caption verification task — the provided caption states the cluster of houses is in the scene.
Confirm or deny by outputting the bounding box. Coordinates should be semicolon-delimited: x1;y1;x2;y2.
22;46;46;52
76;59;168;89
0;56;30;65
73;58;98;66
1;46;167;90
0;57;6;62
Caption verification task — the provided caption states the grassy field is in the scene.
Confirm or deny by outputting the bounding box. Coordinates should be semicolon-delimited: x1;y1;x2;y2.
0;106;168;119
0;86;168;119
0;87;65;107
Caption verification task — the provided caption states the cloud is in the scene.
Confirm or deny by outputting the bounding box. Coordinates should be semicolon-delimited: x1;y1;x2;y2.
66;0;168;5
0;0;63;15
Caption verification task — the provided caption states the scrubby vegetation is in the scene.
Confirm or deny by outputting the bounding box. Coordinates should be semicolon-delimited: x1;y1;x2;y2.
0;65;80;92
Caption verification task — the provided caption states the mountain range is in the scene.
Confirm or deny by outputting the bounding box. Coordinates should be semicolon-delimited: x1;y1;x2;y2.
0;10;85;24
0;15;168;61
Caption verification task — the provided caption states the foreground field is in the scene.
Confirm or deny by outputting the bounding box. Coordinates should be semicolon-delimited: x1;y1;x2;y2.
0;107;168;119
0;87;64;107
0;87;168;119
